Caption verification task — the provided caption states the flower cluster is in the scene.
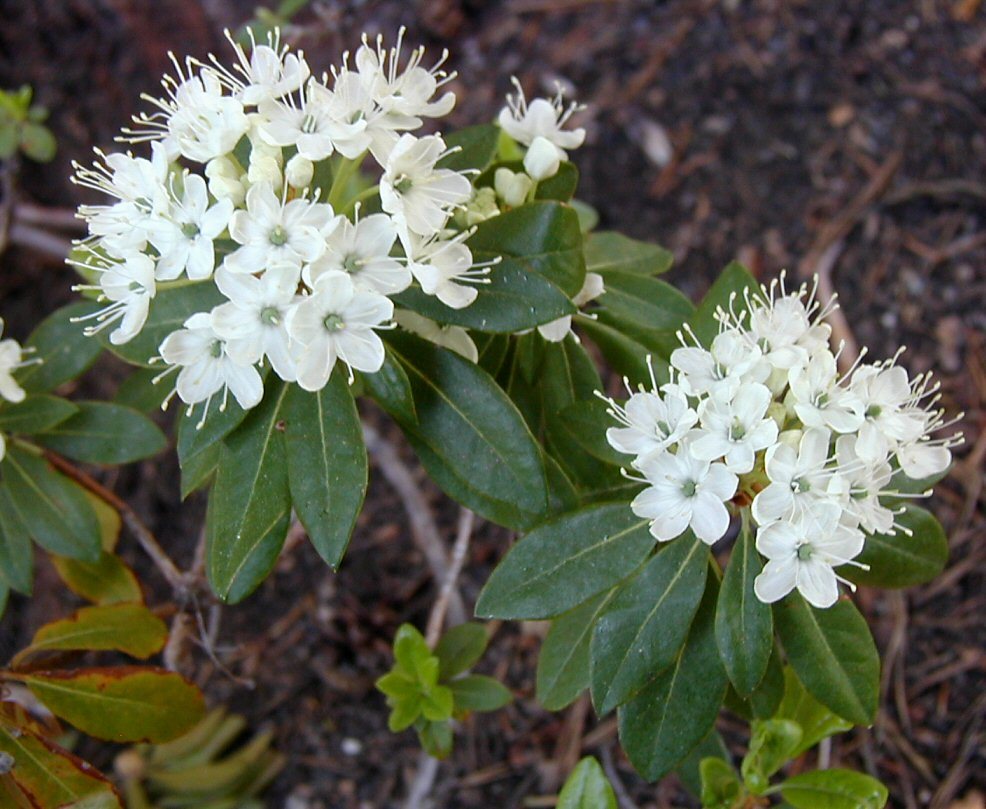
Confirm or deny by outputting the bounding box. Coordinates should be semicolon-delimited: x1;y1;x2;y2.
70;30;587;422
602;275;962;608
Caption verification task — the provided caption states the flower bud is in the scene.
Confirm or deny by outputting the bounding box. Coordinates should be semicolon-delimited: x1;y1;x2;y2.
285;154;314;189
523;136;561;181
205;157;245;205
248;153;282;187
494;167;533;207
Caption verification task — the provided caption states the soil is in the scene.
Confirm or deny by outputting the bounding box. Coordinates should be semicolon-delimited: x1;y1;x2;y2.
0;1;983;807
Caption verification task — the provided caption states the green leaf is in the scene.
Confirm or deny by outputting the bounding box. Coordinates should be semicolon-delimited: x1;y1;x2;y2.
557;757;617;809
420;684;454;722
618;577;727;782
393;624;434;676
591;534;708;713
845;505;948;588
0;485;33;593
361;346;416;424
19;122;56;162
475;503;654;619
774;596;879;726
715;524;772;695
689;262;759;346
176;395;250;499
774;666;852;757
387;332;548;529
417;719;453;759
2;446;101;561
0;395;78;434
449;675;512;712
700;757;742;809
557;399;628;467
50;550;144;605
596;271;694;333
780;769;888;809
15;301;104;394
22;668;205;743
435;623;488;680
395;202;584;332
206;382;291;603
114;367;172;413
35;401;166;464
103;282;224;367
537;589;617;710
741;719;803;794
585;231;674;276
747;643;786;719
579;316;661;387
536;161;579;201
0;727;123;808
14;603;167;664
283;378;366;569
439;124;500;172
674;730;733;797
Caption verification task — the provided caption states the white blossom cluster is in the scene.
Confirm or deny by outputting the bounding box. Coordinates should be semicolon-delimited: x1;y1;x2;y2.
70;30;588;420
602;275;962;608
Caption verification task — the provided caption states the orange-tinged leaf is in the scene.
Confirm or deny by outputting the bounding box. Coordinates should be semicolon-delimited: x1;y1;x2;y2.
13;604;166;667
49;551;143;605
81;491;122;553
21;668;205;743
0;725;122;808
0;701;60;739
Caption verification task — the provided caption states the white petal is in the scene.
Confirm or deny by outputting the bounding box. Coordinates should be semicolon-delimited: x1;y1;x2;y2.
754;558;797;604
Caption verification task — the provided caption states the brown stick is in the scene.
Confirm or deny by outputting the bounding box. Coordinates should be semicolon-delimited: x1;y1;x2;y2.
425;507;475;646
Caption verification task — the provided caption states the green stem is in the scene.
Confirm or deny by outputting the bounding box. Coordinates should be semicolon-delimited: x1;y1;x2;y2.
341;185;381;216
326;153;366;210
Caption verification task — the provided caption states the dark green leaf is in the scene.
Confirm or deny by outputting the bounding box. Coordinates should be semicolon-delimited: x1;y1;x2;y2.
747;643;786;719
388;332;548;529
774;596;879;726
177;394;250;499
16;301;104;394
579;317;662;387
283;378;366;569
361;346;417;424
618;577;727;782
596;271;694;332
688;262;759;346
0;485;33;593
475;503;654;619
449;675;512;712
715;525;773;695
780;769;888;809
675;731;733;798
439;124;500;172
103;282;224;367
395;202;584;332
435;623;488;680
845;505;948;588
206;382;291;603
536;161;579;201
0;395;77;434
2;446;101;560
591;534;708;713
537;589;617;710
557;757;617;809
585;231;674;276
35;402;166;464
114;367;172;413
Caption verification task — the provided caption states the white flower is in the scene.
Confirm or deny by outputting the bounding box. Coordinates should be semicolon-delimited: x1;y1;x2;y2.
405;232;490;310
746;282;832;371
286;272;393;390
125;61;249;163
523;136;562;181
631;443;738;544
604;381;697;462
158;312;264;412
851;364;925;462
752;428;833;525
394;310;477;363
788;349;864;433
217;29;311;105
537;272;604;342
691;383;779;473
225;182;336;273
498;78;585;155
754;501;865;609
211;265;299;382
304;213;410;296
380;134;472;239
895;436;952;480
258;78;367;162
494;167;533;208
0;320;29;404
72;251;157;346
671;328;766;398
148;173;233;281
834;435;896;535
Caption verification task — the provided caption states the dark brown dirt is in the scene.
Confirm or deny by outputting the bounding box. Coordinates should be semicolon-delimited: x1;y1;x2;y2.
0;1;983;807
